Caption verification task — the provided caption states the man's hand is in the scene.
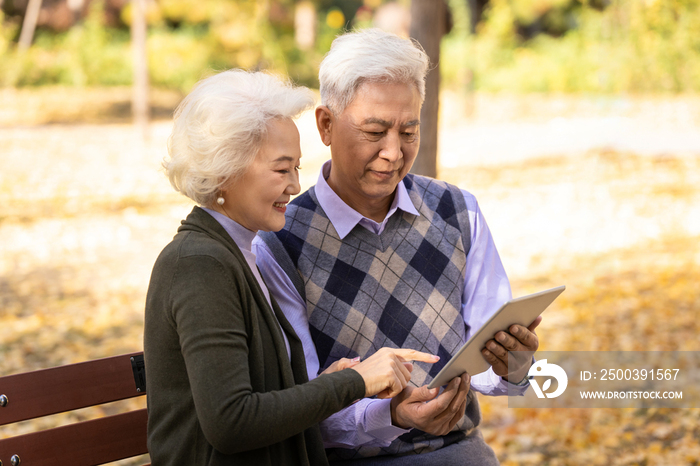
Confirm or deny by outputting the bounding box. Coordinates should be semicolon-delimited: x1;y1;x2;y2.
389;373;470;436
481;316;542;383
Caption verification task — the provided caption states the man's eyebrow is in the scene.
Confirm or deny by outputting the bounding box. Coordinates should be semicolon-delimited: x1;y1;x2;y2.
361;117;393;126
361;118;420;127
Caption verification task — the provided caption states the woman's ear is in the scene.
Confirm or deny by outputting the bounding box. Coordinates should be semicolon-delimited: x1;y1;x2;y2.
315;105;333;147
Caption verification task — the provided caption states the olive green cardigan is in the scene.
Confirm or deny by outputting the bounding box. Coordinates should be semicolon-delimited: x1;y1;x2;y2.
144;207;365;465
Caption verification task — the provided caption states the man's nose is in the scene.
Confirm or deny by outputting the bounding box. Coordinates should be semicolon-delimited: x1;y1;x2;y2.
379;132;402;162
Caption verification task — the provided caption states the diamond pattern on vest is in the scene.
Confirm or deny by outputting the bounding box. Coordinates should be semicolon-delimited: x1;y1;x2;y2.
268;174;479;459
275;175;469;389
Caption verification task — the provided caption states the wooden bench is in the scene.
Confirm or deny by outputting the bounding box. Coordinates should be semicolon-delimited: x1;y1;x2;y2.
0;352;149;466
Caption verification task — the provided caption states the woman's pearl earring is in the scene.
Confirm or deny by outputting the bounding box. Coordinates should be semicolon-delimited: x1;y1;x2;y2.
217;197;225;206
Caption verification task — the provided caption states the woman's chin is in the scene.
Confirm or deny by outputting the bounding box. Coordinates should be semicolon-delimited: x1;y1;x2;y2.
260;219;286;233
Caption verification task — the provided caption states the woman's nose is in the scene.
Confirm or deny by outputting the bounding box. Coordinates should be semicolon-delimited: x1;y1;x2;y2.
287;171;301;195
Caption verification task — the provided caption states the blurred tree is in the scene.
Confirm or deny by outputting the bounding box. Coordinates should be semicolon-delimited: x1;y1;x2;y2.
17;0;40;49
294;1;316;50
5;0;698;95
373;2;410;36
410;0;451;178
131;0;148;139
2;0;129;31
316;0;362;28
465;0;489;33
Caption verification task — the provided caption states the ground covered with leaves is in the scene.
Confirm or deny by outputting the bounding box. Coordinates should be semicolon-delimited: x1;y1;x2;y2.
1;90;698;465
440;141;700;465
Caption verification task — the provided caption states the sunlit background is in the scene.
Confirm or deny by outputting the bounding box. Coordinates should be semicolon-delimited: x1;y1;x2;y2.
1;0;699;464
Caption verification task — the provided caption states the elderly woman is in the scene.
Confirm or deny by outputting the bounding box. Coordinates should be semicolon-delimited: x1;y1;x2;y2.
143;70;438;466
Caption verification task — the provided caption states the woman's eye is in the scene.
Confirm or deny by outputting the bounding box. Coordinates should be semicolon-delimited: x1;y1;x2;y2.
277;166;300;174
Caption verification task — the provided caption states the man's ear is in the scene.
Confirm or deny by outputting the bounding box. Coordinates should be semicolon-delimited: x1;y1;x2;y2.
315;105;333;147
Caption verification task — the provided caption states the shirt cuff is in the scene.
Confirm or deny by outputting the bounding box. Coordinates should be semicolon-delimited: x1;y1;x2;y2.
498;356;536;394
507;374;531;386
362;399;411;442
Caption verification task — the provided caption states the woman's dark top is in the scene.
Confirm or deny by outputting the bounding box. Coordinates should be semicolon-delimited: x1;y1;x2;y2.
144;206;365;465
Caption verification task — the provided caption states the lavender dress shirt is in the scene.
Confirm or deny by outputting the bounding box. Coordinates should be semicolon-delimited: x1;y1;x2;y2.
252;161;528;449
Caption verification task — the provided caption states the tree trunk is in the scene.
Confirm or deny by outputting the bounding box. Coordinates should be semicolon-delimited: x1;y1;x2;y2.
409;0;446;178
294;1;316;50
131;0;149;140
18;0;43;51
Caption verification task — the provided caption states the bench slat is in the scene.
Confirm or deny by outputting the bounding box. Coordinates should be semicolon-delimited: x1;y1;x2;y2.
0;408;148;466
0;352;145;425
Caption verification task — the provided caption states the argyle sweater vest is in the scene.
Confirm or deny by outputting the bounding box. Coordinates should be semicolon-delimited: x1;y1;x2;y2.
260;174;483;459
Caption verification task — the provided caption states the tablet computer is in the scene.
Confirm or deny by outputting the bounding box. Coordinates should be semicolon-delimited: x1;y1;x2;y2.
427;285;566;389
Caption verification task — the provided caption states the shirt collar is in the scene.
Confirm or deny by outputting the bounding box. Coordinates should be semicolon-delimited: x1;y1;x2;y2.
201;207;257;253
315;160;420;239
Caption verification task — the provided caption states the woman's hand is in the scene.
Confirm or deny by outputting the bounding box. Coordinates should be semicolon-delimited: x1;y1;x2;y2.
351;348;440;399
320;356;361;375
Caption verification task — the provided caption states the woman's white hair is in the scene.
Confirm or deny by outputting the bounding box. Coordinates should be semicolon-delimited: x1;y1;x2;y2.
164;70;314;206
319;28;430;114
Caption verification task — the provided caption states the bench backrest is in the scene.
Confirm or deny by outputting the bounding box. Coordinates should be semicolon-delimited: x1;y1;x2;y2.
0;352;148;466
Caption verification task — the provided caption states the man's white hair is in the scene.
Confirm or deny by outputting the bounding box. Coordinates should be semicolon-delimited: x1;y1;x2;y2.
319;28;430;114
164;70;314;206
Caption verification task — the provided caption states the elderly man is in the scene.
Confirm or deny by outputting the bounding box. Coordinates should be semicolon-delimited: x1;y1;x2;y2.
254;28;539;465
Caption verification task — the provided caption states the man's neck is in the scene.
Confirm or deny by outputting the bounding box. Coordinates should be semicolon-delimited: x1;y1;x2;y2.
326;176;394;223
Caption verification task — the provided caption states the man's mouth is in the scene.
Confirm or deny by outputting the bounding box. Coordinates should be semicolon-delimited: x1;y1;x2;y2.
370;169;396;179
273;202;287;208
